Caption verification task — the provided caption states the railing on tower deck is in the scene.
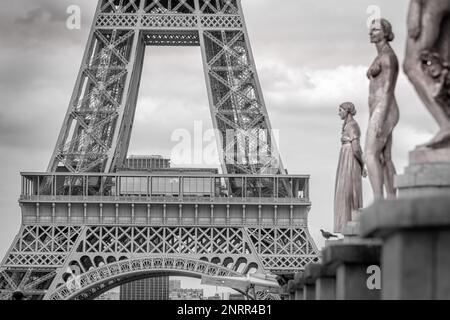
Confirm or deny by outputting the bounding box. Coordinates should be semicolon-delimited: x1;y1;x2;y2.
20;172;310;203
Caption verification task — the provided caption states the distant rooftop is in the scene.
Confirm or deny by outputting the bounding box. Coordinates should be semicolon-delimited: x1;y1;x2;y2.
124;155;171;171
122;155;219;174
127;155;166;159
117;167;219;174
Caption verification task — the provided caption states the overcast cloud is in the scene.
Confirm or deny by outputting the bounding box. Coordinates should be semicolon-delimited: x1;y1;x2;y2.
0;0;436;270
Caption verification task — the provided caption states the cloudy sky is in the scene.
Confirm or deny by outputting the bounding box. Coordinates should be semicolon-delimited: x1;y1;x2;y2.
0;0;437;290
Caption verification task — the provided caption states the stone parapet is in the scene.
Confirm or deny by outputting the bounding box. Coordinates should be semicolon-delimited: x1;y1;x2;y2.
304;263;336;300
361;196;450;237
321;242;381;300
395;148;450;198
361;195;450;299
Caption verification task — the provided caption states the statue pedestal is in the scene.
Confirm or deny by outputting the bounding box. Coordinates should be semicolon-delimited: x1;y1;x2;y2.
321;241;381;300
340;210;378;244
361;196;450;300
307;214;381;301
304;263;336;300
361;147;450;299
341;210;362;239
303;282;316;300
291;271;316;300
316;276;336;300
396;148;450;198
286;273;302;301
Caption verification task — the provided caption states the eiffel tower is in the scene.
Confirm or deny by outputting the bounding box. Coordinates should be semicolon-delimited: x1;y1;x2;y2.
0;0;319;300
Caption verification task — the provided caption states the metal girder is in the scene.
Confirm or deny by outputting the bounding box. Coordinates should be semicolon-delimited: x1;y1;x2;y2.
47;0;286;181
0;224;319;300
0;0;320;301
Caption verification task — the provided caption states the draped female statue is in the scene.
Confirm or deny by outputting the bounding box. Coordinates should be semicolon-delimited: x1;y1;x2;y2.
334;102;366;233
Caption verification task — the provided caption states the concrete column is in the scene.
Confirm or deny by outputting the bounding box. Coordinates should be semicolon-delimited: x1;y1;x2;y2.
287;273;304;300
295;288;303;301
304;263;336;300
322;242;381;300
303;284;315;300
361;196;450;300
316;277;336;300
335;264;379;300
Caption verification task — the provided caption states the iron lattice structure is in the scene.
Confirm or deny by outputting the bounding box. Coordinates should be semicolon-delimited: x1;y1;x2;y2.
0;0;319;300
48;0;284;177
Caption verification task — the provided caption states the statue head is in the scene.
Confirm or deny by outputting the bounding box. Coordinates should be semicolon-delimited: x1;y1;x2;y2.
370;19;395;44
339;102;356;120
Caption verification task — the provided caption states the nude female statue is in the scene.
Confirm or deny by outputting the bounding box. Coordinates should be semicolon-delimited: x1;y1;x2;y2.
404;0;450;149
365;19;400;200
334;102;367;233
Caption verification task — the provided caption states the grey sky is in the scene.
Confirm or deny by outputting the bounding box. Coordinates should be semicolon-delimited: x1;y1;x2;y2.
0;0;436;277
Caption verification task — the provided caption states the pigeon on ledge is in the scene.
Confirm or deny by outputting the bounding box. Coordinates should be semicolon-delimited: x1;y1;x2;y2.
320;229;339;240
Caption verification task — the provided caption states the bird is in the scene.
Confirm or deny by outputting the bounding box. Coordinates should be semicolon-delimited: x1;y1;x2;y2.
320;229;339;240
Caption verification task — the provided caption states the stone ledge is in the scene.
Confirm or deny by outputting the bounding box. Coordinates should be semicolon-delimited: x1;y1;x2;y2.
321;242;381;271
287;279;301;293
396;163;450;189
286;272;304;293
342;221;360;237
409;147;450;165
352;210;362;221
299;275;316;286
304;263;335;281
360;196;450;238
